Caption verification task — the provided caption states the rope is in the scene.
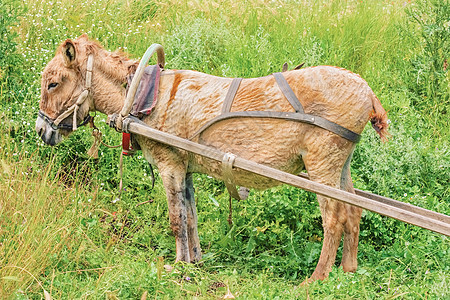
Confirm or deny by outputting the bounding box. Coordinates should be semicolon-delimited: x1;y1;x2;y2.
228;195;233;227
86;128;124;201
100;139;122;149
86;116;126;201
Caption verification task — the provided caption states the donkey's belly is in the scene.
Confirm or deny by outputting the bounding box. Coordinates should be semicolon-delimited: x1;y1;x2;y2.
191;157;304;190
189;118;308;189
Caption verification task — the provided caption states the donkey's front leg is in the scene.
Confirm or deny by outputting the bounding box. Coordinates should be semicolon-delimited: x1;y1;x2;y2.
185;173;202;262
159;164;191;262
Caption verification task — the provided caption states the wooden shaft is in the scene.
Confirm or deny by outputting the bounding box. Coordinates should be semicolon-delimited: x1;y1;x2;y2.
297;173;450;224
126;120;450;236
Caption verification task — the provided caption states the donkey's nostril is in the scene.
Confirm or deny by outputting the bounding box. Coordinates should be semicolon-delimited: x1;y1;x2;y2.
37;127;44;137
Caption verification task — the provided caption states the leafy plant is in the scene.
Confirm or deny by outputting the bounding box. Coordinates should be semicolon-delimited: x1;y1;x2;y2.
1;0;449;298
0;0;23;97
403;0;450;114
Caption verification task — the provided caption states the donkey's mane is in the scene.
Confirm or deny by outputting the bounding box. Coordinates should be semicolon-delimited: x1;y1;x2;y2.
68;35;138;83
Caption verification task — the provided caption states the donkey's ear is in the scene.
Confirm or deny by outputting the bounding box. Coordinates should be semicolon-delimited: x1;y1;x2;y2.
62;39;76;67
78;33;89;41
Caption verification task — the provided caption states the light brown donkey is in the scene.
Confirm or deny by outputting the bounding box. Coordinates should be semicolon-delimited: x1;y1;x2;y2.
36;35;388;282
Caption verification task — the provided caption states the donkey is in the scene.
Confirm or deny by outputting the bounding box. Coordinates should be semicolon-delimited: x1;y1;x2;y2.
36;34;388;282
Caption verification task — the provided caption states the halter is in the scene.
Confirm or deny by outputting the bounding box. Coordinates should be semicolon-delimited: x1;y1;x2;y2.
38;54;94;131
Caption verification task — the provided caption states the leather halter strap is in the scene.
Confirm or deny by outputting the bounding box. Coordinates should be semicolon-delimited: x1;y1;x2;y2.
38;110;91;131
52;54;94;130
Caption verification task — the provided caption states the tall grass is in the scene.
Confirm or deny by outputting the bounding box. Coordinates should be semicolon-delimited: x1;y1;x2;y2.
1;0;449;298
0;147;94;297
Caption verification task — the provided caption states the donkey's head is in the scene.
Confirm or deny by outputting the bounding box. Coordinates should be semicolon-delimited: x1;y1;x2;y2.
36;34;96;145
37;34;135;146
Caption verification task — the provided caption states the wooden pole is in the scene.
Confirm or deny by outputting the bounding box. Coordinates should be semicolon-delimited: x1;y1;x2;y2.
124;118;450;236
297;173;450;224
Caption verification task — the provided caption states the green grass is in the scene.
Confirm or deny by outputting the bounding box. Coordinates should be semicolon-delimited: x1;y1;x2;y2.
1;0;449;298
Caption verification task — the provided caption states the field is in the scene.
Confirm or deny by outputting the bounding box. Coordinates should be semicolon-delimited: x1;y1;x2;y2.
1;0;449;298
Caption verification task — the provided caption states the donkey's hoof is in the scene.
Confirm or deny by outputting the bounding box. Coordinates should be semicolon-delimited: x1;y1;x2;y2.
238;187;250;200
299;277;313;286
164;264;174;273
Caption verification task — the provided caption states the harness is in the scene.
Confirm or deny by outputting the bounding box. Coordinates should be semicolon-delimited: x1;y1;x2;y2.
190;73;360;143
123;70;361;200
190;73;361;200
122;65;162;155
38;54;94;131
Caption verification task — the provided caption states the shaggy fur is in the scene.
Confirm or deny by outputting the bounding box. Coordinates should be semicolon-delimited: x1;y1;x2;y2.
37;35;389;282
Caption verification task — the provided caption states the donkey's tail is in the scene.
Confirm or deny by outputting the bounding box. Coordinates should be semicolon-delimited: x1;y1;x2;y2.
370;93;389;141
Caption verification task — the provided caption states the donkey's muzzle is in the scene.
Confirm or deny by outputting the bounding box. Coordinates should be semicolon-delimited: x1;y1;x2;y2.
36;114;63;146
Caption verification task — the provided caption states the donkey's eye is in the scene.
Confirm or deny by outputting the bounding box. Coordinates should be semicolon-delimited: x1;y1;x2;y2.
48;82;58;90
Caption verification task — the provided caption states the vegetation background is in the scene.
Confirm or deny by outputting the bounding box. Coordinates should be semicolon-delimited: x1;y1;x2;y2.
0;0;449;298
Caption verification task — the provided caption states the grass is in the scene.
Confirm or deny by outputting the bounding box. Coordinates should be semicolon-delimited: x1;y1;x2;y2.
0;148;93;297
1;0;449;298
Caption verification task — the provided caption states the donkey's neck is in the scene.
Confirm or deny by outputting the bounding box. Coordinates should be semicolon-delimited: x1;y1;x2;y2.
91;49;138;115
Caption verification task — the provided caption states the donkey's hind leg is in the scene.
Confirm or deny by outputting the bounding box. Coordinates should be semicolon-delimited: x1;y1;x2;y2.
302;138;353;281
185;173;202;262
340;154;362;273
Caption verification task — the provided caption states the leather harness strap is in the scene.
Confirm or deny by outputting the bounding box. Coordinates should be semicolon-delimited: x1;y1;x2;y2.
222;153;241;200
273;72;304;113
191;111;361;143
272;72;360;142
221;78;244;200
222;78;243;113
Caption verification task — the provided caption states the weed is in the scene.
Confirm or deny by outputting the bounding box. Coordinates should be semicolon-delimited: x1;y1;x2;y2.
1;0;449;298
402;0;450;115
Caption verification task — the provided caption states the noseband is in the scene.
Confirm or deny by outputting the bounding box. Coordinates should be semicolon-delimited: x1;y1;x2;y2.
38;110;91;131
39;54;94;131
